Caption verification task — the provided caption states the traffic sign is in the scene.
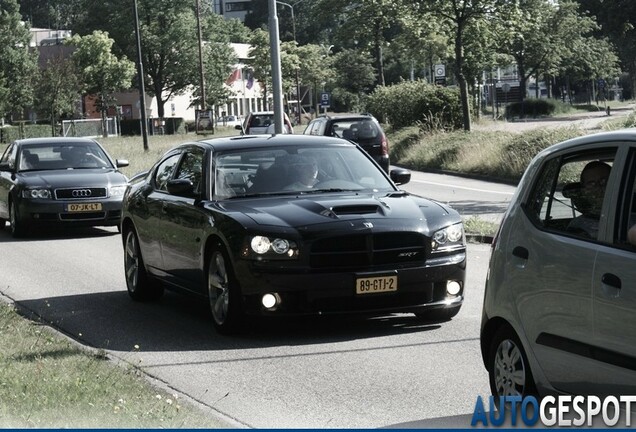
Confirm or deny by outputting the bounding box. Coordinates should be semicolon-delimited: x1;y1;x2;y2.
320;92;331;108
434;64;446;85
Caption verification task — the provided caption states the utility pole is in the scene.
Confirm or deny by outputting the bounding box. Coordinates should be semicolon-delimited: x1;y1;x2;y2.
133;0;149;150
268;0;284;134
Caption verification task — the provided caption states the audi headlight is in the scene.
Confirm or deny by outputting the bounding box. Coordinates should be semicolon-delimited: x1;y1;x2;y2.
432;223;465;251
248;235;298;259
22;188;51;199
109;185;127;197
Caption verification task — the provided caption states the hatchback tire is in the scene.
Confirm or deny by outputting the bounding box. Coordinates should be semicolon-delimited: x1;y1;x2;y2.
9;201;25;238
207;244;244;335
488;325;537;399
124;227;163;301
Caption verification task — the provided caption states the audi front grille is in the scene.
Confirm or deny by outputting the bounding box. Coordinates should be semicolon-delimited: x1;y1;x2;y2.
54;188;107;200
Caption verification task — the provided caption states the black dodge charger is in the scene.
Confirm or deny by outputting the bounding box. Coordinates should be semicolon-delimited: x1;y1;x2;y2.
121;135;466;334
0;137;129;237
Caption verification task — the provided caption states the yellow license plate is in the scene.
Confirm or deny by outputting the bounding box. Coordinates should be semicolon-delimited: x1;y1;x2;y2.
66;202;102;212
356;275;398;294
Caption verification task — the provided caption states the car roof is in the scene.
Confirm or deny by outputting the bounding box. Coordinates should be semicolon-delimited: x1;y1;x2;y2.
315;114;376;122
534;129;636;160
16;137;100;146
195;134;356;152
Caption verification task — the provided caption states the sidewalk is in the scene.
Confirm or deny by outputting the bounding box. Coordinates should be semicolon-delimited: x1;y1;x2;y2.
473;104;634;133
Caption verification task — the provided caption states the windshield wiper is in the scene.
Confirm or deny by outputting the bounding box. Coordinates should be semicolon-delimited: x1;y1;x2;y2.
227;191;302;199
302;188;362;194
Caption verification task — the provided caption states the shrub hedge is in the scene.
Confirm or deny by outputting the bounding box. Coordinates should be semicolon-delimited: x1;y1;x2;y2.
366;80;463;131
0;124;54;143
504;99;557;119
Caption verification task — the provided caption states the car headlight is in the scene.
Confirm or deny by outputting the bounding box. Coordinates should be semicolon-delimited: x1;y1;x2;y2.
22;188;51;199
432;223;465;251
109;185;127;197
248;235;298;259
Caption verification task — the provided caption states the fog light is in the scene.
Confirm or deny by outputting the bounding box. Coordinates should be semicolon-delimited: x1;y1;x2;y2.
262;293;278;309
447;281;461;296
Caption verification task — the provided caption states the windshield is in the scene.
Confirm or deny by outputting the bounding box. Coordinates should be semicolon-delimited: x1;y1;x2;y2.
213;144;395;200
18;142;112;171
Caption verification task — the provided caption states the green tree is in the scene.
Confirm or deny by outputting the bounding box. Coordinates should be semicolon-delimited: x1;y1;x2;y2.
331;48;375;111
34;54;81;135
315;0;410;86
575;0;636;98
70;0;243;118
494;0;599;103
247;28;301;109
417;0;501;131
0;0;38;121
67;31;135;135
296;44;335;115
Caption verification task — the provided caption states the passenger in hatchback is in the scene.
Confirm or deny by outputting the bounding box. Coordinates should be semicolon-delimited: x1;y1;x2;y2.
567;161;611;238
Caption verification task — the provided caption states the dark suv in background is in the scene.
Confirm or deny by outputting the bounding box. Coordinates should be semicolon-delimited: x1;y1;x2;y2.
303;114;390;172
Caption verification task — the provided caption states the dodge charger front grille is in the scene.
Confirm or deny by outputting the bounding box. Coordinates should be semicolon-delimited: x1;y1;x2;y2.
310;232;427;269
55;188;107;200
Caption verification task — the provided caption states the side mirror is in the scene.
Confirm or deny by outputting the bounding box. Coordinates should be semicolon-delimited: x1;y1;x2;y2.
0;162;11;172
390;168;411;186
166;178;195;197
235;124;245;135
116;159;129;168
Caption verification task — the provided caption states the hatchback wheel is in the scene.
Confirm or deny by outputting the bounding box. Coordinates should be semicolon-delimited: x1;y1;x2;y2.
124;227;163;301
207;245;243;334
9;201;25;238
488;325;537;398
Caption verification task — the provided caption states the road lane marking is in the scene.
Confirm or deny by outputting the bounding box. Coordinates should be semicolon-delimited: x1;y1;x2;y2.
410;179;515;195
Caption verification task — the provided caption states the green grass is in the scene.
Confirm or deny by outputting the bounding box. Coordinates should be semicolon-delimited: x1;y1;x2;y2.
0;302;225;428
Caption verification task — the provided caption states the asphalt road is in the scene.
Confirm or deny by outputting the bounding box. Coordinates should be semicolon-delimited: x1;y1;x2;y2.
0;171;511;429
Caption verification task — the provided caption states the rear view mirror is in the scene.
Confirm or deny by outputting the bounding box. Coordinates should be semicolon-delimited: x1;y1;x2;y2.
0;162;11;172
116;159;129;168
166;178;195;197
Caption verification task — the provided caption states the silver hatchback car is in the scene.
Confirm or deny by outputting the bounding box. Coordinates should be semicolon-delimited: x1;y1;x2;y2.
481;130;636;399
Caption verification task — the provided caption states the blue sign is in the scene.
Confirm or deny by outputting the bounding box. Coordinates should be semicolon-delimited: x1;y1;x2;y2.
320;92;331;107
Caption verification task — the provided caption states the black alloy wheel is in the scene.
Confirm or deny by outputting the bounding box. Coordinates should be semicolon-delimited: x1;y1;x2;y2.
207;244;244;334
124;227;163;301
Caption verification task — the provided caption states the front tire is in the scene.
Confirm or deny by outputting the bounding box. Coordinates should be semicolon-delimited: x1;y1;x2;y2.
9;201;25;238
207;244;244;334
488;325;537;399
124;227;163;301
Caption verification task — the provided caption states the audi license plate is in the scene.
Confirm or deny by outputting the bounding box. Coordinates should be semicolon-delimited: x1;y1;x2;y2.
356;275;397;295
66;202;102;212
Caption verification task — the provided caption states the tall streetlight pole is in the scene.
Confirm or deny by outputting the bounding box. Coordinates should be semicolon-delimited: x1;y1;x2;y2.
195;0;206;111
132;0;149;150
277;0;304;125
268;0;284;134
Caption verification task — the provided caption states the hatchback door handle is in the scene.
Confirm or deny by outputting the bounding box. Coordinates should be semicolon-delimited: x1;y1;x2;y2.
512;246;529;260
601;273;621;290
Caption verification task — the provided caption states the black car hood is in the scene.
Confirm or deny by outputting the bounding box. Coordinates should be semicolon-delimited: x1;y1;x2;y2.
19;169;127;187
217;192;459;234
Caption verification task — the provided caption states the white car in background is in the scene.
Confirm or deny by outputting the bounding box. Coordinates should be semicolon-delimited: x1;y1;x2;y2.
236;111;293;135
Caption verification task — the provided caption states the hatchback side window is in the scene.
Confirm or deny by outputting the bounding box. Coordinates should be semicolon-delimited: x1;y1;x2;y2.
154;154;181;192
614;150;636;247
524;149;617;241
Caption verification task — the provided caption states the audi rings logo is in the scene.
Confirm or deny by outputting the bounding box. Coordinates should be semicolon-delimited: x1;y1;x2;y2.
72;189;92;198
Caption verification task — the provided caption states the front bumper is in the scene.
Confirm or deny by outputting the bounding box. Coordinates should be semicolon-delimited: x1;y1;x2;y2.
16;197;123;228
235;252;466;317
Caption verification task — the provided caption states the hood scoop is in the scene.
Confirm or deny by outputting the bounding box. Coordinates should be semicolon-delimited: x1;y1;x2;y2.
330;204;383;216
